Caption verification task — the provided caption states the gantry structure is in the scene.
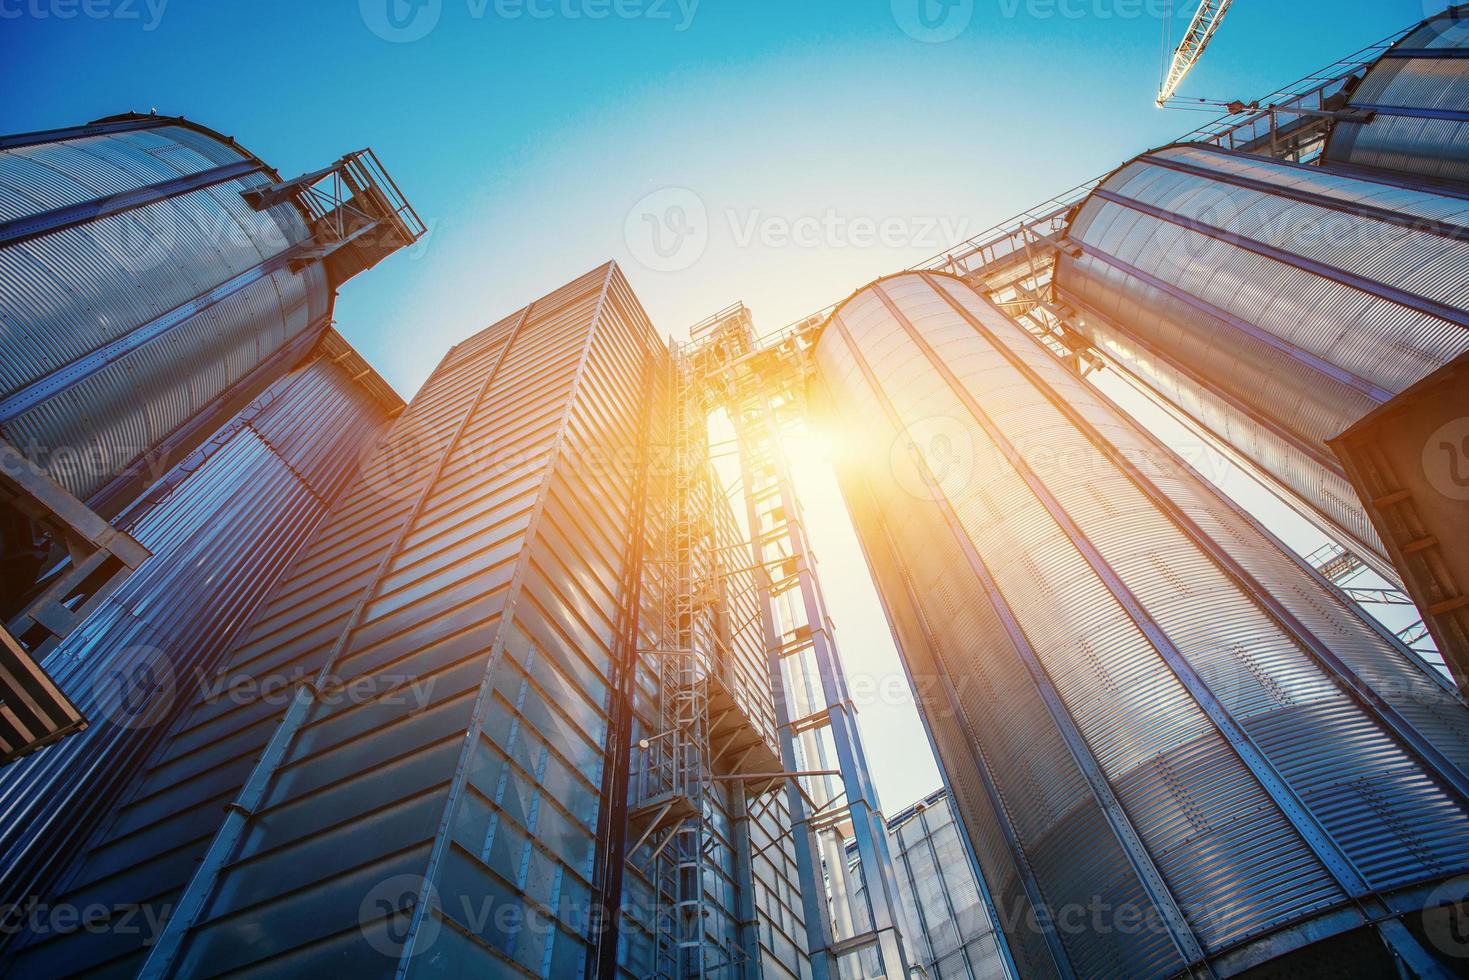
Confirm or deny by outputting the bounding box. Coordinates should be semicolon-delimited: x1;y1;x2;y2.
626;303;912;978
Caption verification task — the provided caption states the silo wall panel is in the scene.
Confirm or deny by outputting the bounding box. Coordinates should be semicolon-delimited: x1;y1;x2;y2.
0;313;486;978
0;120;329;508
162;269;623;974
1055;143;1469;569
1324;6;1469;184
0;349;394;971
816;271;1469;977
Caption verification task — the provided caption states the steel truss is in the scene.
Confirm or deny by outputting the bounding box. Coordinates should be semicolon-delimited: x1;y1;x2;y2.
676;306;912;980
630;348;719;980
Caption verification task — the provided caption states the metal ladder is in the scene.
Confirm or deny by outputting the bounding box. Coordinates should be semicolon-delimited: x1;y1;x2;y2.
689;308;912;980
634;346;714;979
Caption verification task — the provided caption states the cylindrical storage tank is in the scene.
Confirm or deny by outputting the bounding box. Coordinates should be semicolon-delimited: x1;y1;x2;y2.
815;271;1469;978
1053;142;1469;575
1323;4;1469;185
0;334;399;940
0;114;331;516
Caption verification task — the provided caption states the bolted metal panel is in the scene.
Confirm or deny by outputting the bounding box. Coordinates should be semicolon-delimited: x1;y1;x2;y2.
814;271;1469;978
1330;351;1469;696
1055;142;1469;572
1324;3;1469;185
0;316;481;977
0;339;397;975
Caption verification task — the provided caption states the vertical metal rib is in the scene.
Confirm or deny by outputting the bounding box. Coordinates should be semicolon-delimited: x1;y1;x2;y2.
884;271;1456;976
920;272;1469;808
848;289;1210;972
829;460;1022;980
880;278;1371;895
135;300;538;979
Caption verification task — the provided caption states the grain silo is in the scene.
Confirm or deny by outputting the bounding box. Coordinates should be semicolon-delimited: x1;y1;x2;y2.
816;270;1469;978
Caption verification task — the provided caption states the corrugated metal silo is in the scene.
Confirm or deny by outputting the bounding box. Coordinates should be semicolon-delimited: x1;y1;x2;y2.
0;112;421;517
1323;4;1469;185
1053;142;1469;580
0;113;421;669
0;263;811;980
0;331;401;948
815;271;1469;978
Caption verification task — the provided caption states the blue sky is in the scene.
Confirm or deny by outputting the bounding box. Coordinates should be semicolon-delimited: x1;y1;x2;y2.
3;0;1443;808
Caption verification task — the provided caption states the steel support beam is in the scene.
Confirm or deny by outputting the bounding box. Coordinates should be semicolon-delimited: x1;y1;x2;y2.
0;159;263;249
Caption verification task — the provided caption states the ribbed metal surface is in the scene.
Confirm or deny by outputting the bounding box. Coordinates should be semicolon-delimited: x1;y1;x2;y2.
851;789;1009;980
0;119;329;507
2;263;810;979
815;272;1469;978
1324;4;1469;184
0;347;395;973
1055;142;1469;569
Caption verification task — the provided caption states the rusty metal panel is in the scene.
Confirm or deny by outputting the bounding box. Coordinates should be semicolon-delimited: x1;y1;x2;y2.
1055;142;1469;572
1324;4;1469;184
815;271;1469;978
1330;350;1469;691
0;341;396;972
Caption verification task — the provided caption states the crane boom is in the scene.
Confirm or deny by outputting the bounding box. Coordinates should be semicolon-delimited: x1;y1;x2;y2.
1157;0;1235;106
